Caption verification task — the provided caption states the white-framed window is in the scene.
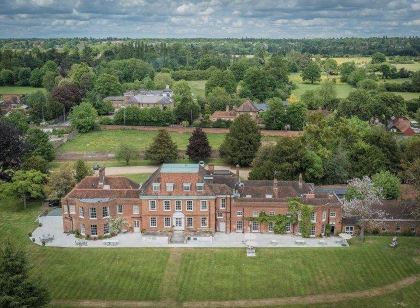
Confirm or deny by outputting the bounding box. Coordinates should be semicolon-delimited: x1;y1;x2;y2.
117;204;123;214
310;225;316;236
410;226;415;233
252;221;260;232
285;222;291;232
186;217;193;227
183;183;191;191
200;200;208;211
236;210;243;217
330;211;336;217
166;183;174;192
90;224;97;236
163;200;171;211
175;200;182;211
104;223;110;234
268;222;274;232
63;205;68;214
152;183;160;192
150;217;157;227
201;217;208;228
345;226;354;235
236;220;243;232
69;205;76;214
196;183;204;192
220;198;226;209
253;211;259;217
217;212;223;219
186;200;193;211
269;211;275;216
396;224;401;232
79;207;84;218
102;206;109;218
80;224;85;235
89;208;97;219
322;210;327;221
149;200;157;211
311;212;316;223
133;205;140;215
164;217;171;228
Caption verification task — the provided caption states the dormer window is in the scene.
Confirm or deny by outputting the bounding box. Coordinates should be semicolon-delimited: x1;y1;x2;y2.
183;183;191;191
166;183;174;192
152;183;160;192
196;183;204;192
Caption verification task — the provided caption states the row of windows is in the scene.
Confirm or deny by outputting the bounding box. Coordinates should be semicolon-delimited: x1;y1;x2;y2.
148;217;208;228
72;204;129;218
81;223;109;236
152;182;205;192
148;200;208;211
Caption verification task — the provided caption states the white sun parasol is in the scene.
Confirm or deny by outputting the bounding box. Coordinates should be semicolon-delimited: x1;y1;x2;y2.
339;233;352;240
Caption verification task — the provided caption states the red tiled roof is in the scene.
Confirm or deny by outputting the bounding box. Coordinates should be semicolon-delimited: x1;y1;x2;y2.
236;100;259;113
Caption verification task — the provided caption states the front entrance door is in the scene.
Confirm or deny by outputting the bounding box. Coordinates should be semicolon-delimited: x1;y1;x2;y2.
173;212;185;231
330;225;335;236
133;220;140;232
218;222;226;232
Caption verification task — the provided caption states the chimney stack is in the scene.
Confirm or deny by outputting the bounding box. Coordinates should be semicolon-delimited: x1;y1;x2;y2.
273;178;278;198
298;173;303;189
98;167;105;188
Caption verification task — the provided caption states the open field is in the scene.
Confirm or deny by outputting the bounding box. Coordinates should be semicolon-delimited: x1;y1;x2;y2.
330;57;420;72
290;73;353;98
57;129;279;154
0;196;419;305
391;92;420;100
187;80;206;98
0;86;46;95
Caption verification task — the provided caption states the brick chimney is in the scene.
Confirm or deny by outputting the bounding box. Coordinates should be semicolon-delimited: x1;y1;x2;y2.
98;167;105;189
273;178;279;198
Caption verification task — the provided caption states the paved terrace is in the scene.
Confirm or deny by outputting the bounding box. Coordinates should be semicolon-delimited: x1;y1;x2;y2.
32;215;348;248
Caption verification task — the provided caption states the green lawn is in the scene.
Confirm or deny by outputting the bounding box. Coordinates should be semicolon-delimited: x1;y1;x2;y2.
0;86;46;95
120;173;152;183
187;80;206;98
0;197;419;304
290;73;353;99
58;130;226;153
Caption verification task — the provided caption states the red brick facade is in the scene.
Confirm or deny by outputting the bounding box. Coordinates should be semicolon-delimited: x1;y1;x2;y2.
62;164;349;237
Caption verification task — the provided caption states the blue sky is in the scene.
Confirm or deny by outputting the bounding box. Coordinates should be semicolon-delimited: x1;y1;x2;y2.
0;0;419;38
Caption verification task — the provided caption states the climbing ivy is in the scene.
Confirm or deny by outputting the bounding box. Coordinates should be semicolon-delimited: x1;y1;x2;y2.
245;197;314;237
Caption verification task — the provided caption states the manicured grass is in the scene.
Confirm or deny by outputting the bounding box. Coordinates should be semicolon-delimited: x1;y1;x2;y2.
1;196;419;303
187;80;206;98
58;130;226;153
0;86;46;95
120;173;152;183
177;237;420;301
0;197;169;301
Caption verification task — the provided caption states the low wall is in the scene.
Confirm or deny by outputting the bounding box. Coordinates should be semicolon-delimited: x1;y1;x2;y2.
100;125;303;137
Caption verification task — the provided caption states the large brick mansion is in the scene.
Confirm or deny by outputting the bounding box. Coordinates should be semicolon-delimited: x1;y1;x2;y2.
62;163;419;238
62;164;344;237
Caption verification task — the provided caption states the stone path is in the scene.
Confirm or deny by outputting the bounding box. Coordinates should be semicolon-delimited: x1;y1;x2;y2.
51;274;420;307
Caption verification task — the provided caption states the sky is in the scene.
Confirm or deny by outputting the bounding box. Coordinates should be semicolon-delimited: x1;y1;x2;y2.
0;0;419;38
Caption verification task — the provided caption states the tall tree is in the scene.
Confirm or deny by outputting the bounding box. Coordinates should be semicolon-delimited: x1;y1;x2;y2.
220;114;261;167
145;129;178;163
25;128;55;162
172;80;199;123
94;73;122;98
74;160;92;182
0;241;50;307
0;120;27;180
4;170;46;208
44;162;76;200
205;69;237;96
301;61;321;84
116;144;138;165
69;102;98;133
343;176;384;241
372;170;401;200
186;128;212;162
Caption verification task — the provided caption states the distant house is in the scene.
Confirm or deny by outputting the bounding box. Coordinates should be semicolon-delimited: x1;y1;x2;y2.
0;94;25;114
387;116;419;136
104;85;173;110
209;100;268;122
